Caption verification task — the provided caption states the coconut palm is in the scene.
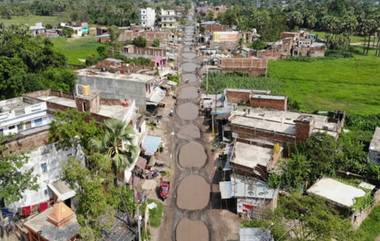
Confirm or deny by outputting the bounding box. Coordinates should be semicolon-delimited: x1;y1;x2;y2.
91;119;138;185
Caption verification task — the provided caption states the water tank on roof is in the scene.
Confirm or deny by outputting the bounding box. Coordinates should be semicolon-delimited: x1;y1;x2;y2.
82;85;91;96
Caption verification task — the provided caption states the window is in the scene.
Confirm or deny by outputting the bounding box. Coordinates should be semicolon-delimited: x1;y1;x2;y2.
33;118;43;126
44;189;49;195
41;163;48;173
17;123;23;131
8;125;15;130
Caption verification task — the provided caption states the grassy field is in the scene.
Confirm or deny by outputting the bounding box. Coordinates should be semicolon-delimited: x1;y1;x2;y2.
203;53;380;115
0;15;65;26
268;54;380;115
353;206;380;241
51;36;105;65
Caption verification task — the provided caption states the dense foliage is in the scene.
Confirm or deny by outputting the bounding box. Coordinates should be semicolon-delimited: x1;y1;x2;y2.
49;110;138;240
0;24;75;100
0;136;38;204
211;0;380;52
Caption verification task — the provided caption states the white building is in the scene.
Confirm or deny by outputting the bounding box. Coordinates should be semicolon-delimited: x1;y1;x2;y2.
160;9;177;29
8;143;82;210
369;127;380;164
0;97;51;136
140;8;156;28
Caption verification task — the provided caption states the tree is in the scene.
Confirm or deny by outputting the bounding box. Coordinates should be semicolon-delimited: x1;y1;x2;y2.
0;136;38;204
278;193;353;241
49;109;101;153
152;38;160;48
132;36;147;48
287;11;304;30
91;119;138;185
62;27;74;38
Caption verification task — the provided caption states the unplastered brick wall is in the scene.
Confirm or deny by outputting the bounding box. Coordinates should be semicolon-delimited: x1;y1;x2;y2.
249;97;287;111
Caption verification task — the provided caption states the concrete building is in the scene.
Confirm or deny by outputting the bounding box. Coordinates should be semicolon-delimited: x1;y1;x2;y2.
118;29;176;46
25;89;145;184
228;108;345;143
1;96;81;215
219;174;278;218
30;22;46;36
369;127;380;164
307;177;375;227
140;8;156;28
160;9;177;29
75;59;160;110
60;22;89;38
258;31;326;59
227;141;282;180
0;97;51;136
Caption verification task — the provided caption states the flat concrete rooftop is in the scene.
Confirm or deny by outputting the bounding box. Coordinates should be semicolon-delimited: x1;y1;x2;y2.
230;108;339;138
307;177;366;208
76;69;156;83
37;96;133;122
231;142;273;169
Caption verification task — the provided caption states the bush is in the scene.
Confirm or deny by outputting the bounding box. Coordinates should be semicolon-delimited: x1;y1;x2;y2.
325;49;353;58
132;36;147;48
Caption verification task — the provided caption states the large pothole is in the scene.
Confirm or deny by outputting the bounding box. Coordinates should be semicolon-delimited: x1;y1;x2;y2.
176;218;209;241
176;175;210;210
176;102;198;121
179;142;207;168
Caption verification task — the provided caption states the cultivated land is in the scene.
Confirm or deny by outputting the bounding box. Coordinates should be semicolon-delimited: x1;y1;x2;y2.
269;54;380;115
0;15;65;26
51;36;105;65
204;54;380;115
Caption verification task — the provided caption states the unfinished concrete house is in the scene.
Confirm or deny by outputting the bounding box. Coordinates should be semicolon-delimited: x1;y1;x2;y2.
307;177;377;229
75;58;162;111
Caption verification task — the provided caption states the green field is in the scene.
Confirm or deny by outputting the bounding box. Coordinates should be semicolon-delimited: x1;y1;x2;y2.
51;37;105;65
269;54;380;115
0;15;65;26
203;54;380;115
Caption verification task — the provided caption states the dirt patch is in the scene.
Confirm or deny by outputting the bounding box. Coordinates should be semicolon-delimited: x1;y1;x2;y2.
179;142;207;168
176;218;209;241
178;86;198;99
176;102;199;121
207;209;240;241
177;175;210;210
177;124;200;139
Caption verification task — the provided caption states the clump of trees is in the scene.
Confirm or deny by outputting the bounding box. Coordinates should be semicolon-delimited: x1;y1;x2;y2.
0;136;38;205
0;24;75;100
49;110;138;240
216;0;380;54
269;118;380;192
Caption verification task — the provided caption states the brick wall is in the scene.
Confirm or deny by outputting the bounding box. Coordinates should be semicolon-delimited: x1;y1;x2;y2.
249;96;287;111
219;58;267;77
225;89;251;104
231;124;296;144
6;130;49;153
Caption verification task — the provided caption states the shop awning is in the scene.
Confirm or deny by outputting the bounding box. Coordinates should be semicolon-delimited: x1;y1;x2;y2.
141;135;162;156
48;180;76;201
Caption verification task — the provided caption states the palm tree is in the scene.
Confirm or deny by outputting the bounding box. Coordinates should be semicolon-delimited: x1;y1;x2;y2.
91;119;138;185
